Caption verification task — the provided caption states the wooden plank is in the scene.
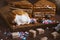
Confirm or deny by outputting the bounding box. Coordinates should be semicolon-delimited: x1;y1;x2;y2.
10;23;58;31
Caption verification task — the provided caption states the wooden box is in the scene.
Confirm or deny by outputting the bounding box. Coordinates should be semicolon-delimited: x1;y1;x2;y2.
33;0;56;18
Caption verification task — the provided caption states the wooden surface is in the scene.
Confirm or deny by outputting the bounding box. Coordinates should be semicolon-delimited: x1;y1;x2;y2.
10;23;58;32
